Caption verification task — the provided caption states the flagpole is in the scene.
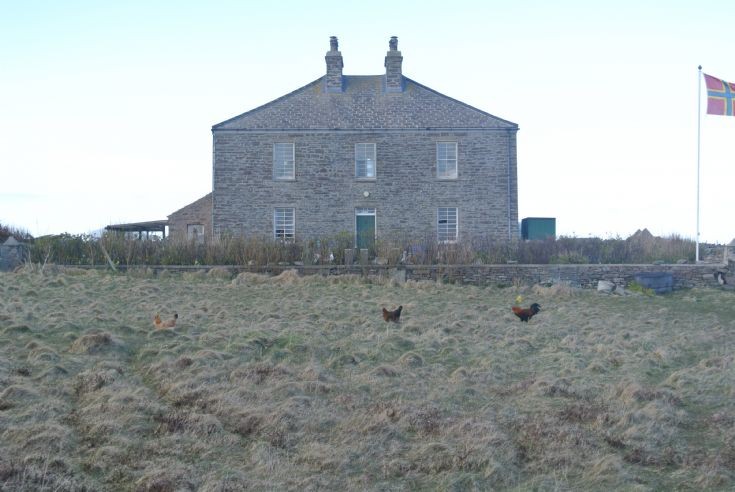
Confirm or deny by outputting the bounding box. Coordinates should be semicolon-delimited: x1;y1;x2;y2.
696;65;702;263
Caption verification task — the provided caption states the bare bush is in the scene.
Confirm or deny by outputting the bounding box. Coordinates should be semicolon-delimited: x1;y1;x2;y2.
27;230;697;266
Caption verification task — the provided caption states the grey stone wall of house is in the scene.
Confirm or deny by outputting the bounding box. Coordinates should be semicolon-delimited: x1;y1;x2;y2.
213;128;518;242
168;193;213;241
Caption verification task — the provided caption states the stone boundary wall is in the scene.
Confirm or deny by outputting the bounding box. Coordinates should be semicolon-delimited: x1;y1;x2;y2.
63;263;728;290
397;263;724;289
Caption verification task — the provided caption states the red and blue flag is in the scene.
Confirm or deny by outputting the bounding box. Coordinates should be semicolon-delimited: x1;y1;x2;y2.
704;73;735;116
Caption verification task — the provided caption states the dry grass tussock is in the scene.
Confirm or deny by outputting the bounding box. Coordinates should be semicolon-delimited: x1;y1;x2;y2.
0;268;733;490
232;269;302;286
531;281;579;298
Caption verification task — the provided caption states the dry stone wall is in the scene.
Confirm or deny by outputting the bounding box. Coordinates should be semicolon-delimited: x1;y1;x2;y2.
102;262;727;290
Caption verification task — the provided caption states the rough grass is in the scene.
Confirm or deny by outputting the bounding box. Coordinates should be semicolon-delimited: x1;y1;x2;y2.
0;267;733;490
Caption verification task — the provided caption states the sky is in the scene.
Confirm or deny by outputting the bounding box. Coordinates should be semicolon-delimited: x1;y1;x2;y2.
1;0;734;243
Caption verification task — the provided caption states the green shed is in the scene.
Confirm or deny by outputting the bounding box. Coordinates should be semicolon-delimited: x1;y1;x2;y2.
521;217;556;240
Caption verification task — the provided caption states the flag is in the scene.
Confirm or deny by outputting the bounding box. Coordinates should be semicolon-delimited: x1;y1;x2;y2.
704;73;735;116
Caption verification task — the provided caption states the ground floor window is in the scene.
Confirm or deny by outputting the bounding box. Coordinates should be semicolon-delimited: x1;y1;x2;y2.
187;224;204;243
266;207;462;244
274;208;295;240
437;207;458;242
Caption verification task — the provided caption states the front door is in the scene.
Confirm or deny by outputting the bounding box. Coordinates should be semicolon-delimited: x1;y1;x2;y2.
355;208;376;251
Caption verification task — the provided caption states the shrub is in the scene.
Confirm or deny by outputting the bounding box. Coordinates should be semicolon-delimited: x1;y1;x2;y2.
0;222;33;244
550;252;589;264
25;231;697;267
627;281;655;296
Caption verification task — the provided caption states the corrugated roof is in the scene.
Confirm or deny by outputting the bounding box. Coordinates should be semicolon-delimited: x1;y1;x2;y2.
105;220;168;232
212;75;517;131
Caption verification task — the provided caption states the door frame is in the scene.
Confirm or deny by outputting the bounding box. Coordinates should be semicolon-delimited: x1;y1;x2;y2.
354;208;376;250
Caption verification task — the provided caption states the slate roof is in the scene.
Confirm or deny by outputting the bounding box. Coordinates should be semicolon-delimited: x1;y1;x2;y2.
212;75;517;131
168;193;212;219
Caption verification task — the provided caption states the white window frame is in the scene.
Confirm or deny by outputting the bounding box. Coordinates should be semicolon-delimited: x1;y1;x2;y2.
274;207;295;240
273;143;295;180
436;142;458;179
437;207;458;243
355;143;376;179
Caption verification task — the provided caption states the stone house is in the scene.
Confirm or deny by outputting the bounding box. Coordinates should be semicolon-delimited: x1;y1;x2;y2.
167;193;212;243
0;237;29;271
211;36;518;249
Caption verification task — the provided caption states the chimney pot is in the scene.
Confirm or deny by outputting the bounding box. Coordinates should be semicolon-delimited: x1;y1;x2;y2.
325;36;344;93
384;36;403;93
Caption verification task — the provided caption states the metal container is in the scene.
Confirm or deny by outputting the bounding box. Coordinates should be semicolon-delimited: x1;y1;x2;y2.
634;272;673;294
521;217;556;240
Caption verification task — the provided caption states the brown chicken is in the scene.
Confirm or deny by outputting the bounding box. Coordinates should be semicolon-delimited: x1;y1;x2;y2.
512;303;541;322
153;313;178;329
382;306;403;322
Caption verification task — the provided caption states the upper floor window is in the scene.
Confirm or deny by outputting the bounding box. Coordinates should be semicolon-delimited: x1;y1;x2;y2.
437;142;458;179
437;207;458;243
274;208;295;240
273;143;295;180
355;143;376;179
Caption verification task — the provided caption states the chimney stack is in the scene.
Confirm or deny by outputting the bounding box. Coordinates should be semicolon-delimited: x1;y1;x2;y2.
384;36;403;93
325;36;344;93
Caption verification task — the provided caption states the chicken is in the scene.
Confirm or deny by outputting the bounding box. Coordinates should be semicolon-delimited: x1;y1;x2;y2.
153;313;178;329
512;303;541;322
715;271;727;285
382;305;403;322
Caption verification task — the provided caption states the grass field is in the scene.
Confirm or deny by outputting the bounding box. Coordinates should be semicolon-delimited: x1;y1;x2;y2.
1;267;733;491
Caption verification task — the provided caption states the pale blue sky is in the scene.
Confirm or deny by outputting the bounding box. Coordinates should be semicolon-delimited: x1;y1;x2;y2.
1;0;733;242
